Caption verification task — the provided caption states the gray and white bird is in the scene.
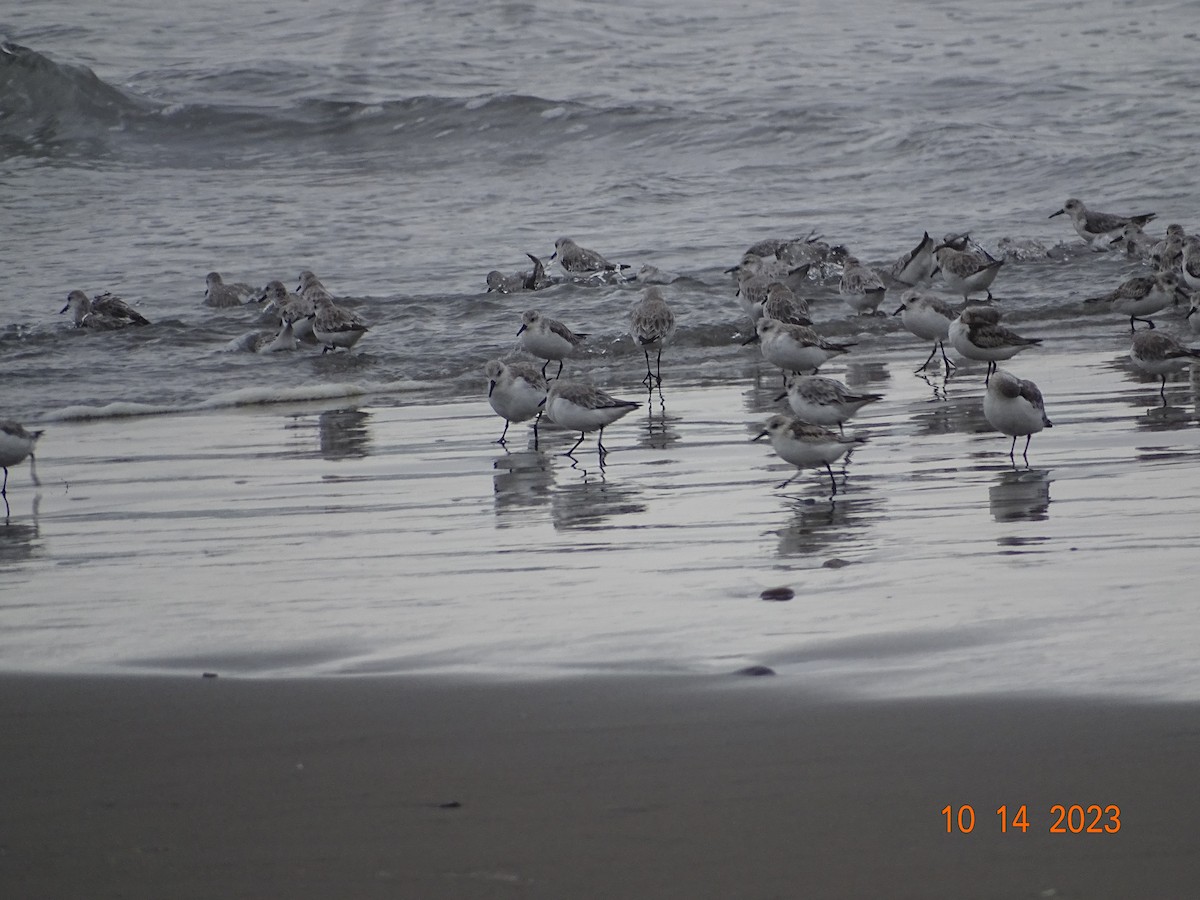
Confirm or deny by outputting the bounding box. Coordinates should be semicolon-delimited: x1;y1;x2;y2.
888;232;937;287
983;369;1052;462
948;305;1041;383
485;358;548;445
839;256;887;315
550;237;629;282
934;235;1005;301
0;420;43;497
776;374;881;435
61;290;151;329
204;271;255;308
1083;271;1185;331
1129;330;1200;403
543;380;640;460
517;309;588;379
1049;198;1156;247
753;413;866;494
892;289;958;372
628;287;677;387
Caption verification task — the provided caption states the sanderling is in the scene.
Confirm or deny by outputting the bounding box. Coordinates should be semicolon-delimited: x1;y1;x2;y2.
759;282;811;327
934;235;1005;301
297;270;336;304
753;413;866;493
629;286;677;387
1180;236;1200;292
517;309;587;379
550;237;629;282
892;289;959;372
205;272;255;308
1129;330;1200;403
746;318;855;375
776;374;881;435
948;305;1041;383
487;253;551;293
1049;198;1156;247
543;380;640;459
61;290;150;329
839;256;887;315
777;235;849;276
1109;222;1157;261
259;280;316;342
983;369;1052;462
0;420;43;496
309;294;368;353
888;232;937;287
634;264;680;285
224;319;298;354
485;358;548;445
1151;225;1187;273
1083;271;1184;331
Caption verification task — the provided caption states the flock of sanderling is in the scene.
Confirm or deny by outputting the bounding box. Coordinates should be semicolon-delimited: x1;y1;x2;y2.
6;201;1200;509
483;201;1200;493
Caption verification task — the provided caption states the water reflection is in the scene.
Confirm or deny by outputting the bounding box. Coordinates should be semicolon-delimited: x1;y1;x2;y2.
772;493;882;558
1135;403;1194;431
0;493;41;564
492;450;554;522
909;392;987;437
989;468;1052;522
551;478;647;531
639;388;682;450
842;360;890;389
318;408;372;460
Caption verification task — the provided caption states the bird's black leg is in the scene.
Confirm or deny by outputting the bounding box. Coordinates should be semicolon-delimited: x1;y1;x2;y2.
915;343;939;373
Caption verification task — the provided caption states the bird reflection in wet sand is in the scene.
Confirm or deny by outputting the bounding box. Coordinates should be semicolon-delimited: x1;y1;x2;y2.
492;450;554;521
989;468;1052;522
772;494;877;557
639;387;681;451
551;478;646;531
318;408;372;460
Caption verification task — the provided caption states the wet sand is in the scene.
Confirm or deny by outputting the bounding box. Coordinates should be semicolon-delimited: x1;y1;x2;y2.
1;673;1198;899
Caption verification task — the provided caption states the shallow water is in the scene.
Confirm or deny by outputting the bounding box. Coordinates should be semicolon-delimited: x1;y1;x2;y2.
3;338;1199;699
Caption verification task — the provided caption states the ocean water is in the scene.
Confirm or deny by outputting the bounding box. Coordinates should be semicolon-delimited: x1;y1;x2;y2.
3;0;1200;694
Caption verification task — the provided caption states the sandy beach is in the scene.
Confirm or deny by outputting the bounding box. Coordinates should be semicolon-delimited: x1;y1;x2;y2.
1;674;1198;899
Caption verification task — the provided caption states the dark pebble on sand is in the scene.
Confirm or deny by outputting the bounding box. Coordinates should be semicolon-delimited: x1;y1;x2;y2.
759;587;794;602
822;558;850;569
201;672;218;679
438;801;462;809
737;665;776;677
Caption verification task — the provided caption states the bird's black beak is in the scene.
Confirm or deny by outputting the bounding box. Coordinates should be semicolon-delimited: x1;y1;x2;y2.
1109;235;1124;245
59;303;69;314
517;324;527;336
1049;208;1065;219
773;392;786;402
1186;305;1196;319
488;380;496;397
741;334;760;346
537;396;546;408
892;305;905;316
752;430;768;442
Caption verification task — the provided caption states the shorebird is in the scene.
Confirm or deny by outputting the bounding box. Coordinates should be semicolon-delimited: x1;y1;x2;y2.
543;380;640;460
775;374;882;435
309;294;368;353
934;235;1005;301
485;358;548;445
0;420;42;497
1109;222;1157;260
1083;271;1185;331
258;280;315;342
948;305;1041;384
888;232;937;287
758;281;811;327
486;253;551;293
517;309;587;379
1150;225;1187;273
746;318;855;375
839;256;888;315
753;413;866;493
892;289;958;372
204;272;254;307
1049;198;1156;247
1129;330;1200;403
628;286;677;387
224;319;299;353
983;369;1053;462
61;290;151;329
550;237;629;281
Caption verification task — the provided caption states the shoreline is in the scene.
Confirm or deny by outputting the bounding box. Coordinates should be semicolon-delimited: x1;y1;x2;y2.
2;672;1197;898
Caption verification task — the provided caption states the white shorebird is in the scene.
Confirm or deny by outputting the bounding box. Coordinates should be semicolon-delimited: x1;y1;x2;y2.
629;286;677;387
485;358;548;445
1083;271;1184;331
61;290;151;329
224;319;298;353
309;294;368;353
259;280;316;343
204;271;255;308
753;413;866;493
776;375;882;435
0;420;42;497
746;318;855;375
1049;198;1156;247
758;281;811;326
983;369;1053;462
297;270;336;304
1180;236;1200;292
1129;330;1200;403
888;232;937;286
892;289;958;372
948;305;1041;383
1151;225;1187;273
486;253;550;293
543;380;640;460
1109;222;1157;260
550;237;629;282
517;309;587;379
839;256;887;315
934;235;1005;301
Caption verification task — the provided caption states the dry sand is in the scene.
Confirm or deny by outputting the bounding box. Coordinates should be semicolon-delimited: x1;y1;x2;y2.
1;674;1197;899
